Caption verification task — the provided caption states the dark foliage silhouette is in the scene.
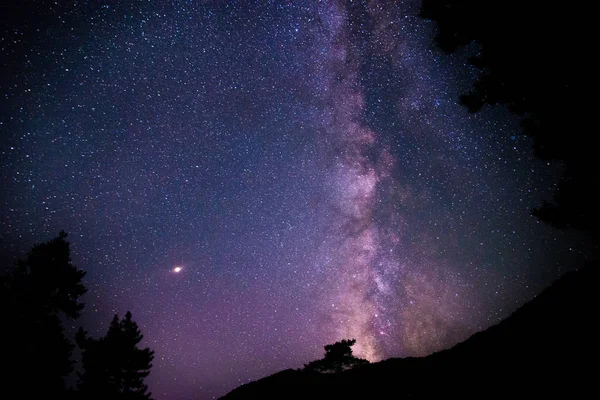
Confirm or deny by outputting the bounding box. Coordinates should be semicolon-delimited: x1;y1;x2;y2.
0;232;155;399
303;339;369;374
0;231;87;398
221;263;599;399
77;311;154;400
420;0;598;236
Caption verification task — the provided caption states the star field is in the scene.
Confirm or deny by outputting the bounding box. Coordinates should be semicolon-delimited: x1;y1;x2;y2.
0;1;594;399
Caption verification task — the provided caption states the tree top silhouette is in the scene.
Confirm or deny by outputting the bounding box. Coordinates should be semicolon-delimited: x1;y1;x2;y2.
420;0;598;237
1;231;87;398
304;339;369;374
77;311;154;399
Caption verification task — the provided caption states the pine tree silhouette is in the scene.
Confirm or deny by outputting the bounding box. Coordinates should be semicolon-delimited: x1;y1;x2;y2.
77;311;154;399
0;231;87;398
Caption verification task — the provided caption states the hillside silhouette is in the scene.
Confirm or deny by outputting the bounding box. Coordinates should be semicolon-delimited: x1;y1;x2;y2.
221;262;599;399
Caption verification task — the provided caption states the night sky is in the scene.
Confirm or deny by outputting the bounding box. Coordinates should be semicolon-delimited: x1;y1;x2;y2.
0;1;595;399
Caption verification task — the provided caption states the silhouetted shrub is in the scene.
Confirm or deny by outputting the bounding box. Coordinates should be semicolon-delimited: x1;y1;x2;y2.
304;339;369;374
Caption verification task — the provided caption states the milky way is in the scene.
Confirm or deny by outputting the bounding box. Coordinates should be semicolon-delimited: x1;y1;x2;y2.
309;0;477;361
0;1;593;399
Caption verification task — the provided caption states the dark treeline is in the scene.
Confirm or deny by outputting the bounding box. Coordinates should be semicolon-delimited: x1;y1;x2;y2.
420;0;598;237
0;232;154;399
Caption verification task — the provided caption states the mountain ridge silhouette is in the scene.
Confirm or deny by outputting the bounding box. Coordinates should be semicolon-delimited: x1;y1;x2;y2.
221;262;599;399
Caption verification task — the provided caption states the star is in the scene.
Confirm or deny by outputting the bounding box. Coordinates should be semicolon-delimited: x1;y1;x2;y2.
0;1;585;399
